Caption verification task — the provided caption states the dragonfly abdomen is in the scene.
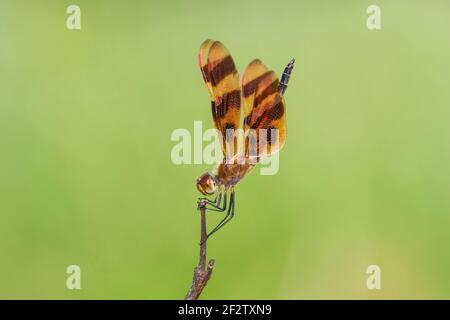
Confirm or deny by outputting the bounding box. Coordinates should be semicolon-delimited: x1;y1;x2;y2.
278;58;295;96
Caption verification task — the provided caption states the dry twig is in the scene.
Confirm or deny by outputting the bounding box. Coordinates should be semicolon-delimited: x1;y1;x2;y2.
184;200;215;300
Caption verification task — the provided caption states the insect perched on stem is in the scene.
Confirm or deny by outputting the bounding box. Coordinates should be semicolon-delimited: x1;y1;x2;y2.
196;39;295;239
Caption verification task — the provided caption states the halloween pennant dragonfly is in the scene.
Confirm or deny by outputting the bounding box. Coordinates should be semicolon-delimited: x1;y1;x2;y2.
195;39;295;239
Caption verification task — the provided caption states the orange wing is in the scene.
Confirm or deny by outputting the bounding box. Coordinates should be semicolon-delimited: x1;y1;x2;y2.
241;59;287;160
198;40;241;160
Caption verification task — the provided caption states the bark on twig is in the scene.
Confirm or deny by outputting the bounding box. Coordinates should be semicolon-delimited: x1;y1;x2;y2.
184;200;215;300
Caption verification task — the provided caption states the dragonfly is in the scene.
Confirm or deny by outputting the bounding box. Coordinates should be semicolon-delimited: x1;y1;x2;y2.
195;39;295;239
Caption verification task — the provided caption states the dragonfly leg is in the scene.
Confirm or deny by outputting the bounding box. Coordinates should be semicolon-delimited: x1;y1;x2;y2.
198;190;221;205
198;191;227;212
206;189;235;239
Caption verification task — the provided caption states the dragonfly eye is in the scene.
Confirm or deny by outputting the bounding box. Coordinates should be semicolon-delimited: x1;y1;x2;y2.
196;172;216;195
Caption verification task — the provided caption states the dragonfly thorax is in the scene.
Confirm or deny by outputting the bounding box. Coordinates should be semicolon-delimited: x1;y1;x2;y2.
215;161;255;188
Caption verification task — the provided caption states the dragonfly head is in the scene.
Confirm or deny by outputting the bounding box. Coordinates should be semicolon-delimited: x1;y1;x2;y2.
196;172;217;196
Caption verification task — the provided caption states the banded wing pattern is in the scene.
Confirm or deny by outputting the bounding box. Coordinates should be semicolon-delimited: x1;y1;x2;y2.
241;59;287;160
198;40;241;160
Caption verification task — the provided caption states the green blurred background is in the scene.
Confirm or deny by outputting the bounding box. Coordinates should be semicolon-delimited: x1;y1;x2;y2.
1;0;449;299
